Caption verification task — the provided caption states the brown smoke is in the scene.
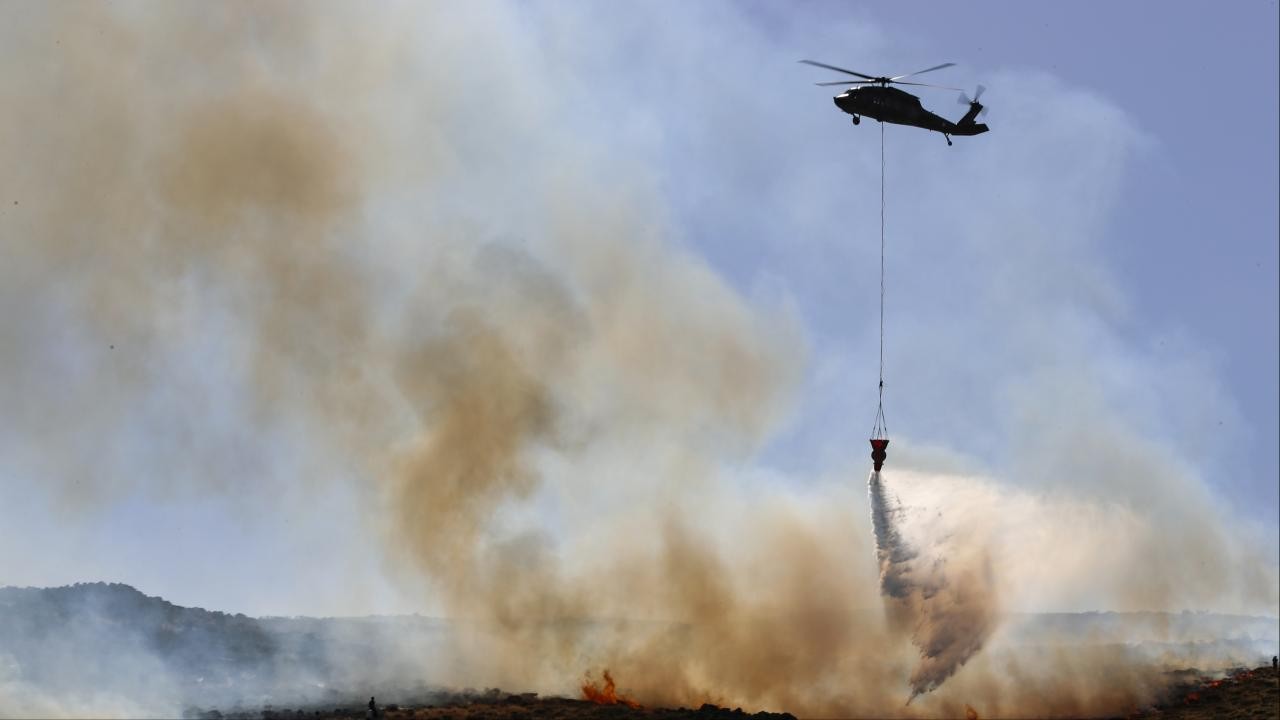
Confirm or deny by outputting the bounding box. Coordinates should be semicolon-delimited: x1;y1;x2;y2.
2;4;1276;719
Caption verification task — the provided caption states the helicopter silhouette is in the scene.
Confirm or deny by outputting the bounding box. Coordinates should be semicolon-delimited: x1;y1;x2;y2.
801;60;989;145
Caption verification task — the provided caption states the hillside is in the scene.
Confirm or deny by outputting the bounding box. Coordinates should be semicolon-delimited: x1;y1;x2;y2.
0;583;1275;718
0;583;448;712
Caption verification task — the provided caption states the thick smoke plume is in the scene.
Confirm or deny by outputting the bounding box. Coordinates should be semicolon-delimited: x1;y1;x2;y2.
868;471;997;700
1;4;1276;719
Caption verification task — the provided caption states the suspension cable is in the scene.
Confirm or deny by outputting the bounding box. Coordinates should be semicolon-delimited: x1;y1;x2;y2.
872;121;888;440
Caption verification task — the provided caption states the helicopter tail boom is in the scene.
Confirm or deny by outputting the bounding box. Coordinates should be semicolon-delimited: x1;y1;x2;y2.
950;120;989;136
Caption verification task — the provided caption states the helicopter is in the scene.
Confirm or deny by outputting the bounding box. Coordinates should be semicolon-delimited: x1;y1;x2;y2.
800;60;989;145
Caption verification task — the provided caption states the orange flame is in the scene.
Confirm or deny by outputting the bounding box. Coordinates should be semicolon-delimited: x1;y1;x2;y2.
582;669;641;709
964;704;980;720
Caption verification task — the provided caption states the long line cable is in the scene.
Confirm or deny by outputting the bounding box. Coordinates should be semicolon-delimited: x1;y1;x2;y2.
872;121;888;439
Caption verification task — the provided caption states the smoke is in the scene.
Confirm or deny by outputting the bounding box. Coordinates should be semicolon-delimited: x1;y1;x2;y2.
1;3;1277;719
868;471;998;701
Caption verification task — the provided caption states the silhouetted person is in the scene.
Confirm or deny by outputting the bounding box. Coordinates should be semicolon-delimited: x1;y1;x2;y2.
1272;655;1277;670
368;696;378;719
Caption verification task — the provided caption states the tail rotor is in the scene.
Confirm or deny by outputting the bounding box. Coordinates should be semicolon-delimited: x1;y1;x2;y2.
957;85;989;118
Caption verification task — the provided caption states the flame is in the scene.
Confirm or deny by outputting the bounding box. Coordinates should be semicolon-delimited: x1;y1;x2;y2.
964;704;980;720
581;669;641;709
1187;667;1257;704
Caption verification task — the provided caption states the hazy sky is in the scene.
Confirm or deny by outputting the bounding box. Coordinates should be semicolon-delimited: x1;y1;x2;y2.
656;0;1279;512
814;0;1280;518
1;1;1276;618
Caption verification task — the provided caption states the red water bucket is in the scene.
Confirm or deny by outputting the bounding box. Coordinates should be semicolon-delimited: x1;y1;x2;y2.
869;438;889;472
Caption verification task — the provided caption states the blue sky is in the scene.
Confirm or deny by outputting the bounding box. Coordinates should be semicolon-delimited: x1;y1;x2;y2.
586;0;1279;522
865;0;1280;521
0;2;1276;618
618;0;1280;519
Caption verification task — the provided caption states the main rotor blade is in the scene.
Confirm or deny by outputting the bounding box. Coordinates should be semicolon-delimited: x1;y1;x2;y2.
799;59;878;81
895;80;963;91
890;62;956;81
815;80;875;86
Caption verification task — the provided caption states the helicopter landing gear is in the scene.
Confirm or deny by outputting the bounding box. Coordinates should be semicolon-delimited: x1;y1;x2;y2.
851;115;861;125
944;133;952;146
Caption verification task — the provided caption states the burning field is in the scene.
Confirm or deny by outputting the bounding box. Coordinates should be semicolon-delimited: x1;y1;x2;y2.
179;666;1280;720
1;4;1278;720
221;694;798;720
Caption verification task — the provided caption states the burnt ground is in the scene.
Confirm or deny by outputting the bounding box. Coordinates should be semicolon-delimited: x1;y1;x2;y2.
1132;663;1278;720
207;697;795;720
185;665;1279;720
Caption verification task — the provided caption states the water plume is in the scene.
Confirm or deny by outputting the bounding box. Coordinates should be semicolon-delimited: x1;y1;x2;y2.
868;470;998;701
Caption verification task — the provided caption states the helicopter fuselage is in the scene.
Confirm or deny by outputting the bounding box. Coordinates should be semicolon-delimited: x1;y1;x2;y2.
834;85;987;138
